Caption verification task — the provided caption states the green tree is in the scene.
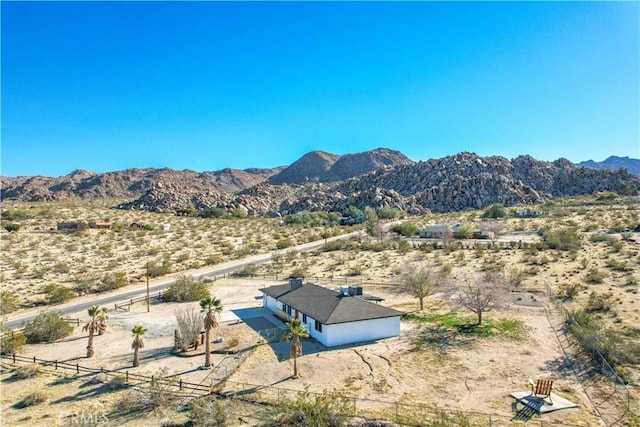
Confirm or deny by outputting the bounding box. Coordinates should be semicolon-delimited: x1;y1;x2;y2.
23;312;73;343
200;296;223;368
43;284;76;305
162;275;210;302
83;305;107;357
454;223;475;239
391;221;419;237
364;207;379;237
482;204;507;219
283;318;309;377
131;325;146;367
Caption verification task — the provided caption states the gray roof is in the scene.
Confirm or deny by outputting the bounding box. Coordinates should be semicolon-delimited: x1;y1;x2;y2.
260;283;404;325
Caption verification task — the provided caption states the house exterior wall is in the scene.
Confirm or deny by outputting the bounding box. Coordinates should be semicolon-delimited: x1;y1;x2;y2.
324;317;401;347
263;295;401;347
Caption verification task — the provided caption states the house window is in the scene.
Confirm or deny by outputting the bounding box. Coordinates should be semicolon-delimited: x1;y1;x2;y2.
302;314;307;323
314;320;322;332
282;304;288;313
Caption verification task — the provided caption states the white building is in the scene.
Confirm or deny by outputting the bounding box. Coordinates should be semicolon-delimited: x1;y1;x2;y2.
260;279;403;347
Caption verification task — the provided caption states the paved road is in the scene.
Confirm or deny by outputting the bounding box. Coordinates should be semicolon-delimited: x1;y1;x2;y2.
3;232;360;330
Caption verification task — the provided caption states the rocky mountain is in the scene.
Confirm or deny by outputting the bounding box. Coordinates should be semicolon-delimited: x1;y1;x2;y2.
267;148;412;185
579;156;640;177
2;150;639;215
0;167;284;202
118;152;639;215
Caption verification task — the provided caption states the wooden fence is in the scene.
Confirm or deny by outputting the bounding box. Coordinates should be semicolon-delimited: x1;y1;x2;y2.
1;353;212;397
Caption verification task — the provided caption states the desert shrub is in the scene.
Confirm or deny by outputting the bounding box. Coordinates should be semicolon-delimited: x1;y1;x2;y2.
147;256;172;278
204;254;223;266
0;290;20;315
18;391;48;407
541;227;581;251
276;238;295;250
390;222;418;237
556;282;583;299
289;267;308;279
190;397;236;426
482;204;507;219
116;368;176;413
43;284;76;304
161;275;210;303
323;239;347;251
97;271;129;292
3;222;21;233
1;330;27;354
23;311;74;343
14;363;43;379
230;208;247;218
585;292;611;313
347;265;363;276
377;206;403;219
199;207;227;218
397;240;412;254
585;268;607;284
506;267;527;287
605;258;632;272
234;263;259;277
589;233;618;244
257;389;352;427
1;208;30;221
283;211;325;226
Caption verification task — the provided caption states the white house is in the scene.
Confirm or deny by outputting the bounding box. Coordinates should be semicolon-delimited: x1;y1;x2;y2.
260;279;403;347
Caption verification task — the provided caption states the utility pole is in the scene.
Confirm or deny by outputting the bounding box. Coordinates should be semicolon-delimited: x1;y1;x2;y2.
146;262;150;313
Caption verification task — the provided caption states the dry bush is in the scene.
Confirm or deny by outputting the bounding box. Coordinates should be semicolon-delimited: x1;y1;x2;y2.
14;363;42;379
18;390;48;407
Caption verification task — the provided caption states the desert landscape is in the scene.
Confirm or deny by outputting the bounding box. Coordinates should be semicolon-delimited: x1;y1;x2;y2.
1;195;639;426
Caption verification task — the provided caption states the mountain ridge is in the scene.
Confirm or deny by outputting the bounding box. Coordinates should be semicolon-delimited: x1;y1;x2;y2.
2;150;638;215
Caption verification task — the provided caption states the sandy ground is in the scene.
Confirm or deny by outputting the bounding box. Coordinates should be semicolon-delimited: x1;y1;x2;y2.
2;278;606;426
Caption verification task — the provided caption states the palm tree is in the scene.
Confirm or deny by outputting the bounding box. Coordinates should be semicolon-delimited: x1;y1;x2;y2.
131;325;146;367
200;296;223;368
283;318;309;378
96;306;109;336
83;305;107;358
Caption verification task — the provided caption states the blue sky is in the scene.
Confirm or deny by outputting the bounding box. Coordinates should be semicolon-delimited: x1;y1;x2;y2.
2;1;638;177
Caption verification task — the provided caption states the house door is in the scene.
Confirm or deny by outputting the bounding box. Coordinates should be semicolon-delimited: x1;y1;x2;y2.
295;310;299;320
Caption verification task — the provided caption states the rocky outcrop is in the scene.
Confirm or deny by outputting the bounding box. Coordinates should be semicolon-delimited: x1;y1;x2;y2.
3;150;639;216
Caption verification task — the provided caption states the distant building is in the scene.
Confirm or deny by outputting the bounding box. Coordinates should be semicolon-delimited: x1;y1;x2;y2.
260;279;403;347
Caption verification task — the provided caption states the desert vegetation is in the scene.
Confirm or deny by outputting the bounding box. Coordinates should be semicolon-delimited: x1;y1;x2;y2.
1;195;639;425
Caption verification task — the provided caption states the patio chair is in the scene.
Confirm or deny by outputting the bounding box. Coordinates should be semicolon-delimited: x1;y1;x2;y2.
529;378;554;405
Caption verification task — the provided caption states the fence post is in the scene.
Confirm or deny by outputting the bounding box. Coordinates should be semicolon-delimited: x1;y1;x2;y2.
33;356;36;363
179;379;183;390
101;367;104;373
76;363;79;373
126;371;129;383
55;360;58;370
13;353;16;363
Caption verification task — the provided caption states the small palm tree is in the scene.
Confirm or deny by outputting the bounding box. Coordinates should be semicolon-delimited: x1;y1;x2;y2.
131;325;146;367
83;305;107;358
283;318;309;378
96;306;109;336
200;296;223;368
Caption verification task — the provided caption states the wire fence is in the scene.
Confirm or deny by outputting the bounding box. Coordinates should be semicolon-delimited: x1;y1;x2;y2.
545;284;635;426
215;379;587;427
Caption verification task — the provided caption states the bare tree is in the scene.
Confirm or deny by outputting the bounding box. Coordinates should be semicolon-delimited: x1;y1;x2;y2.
400;263;441;311
447;273;510;325
479;221;506;244
174;307;202;352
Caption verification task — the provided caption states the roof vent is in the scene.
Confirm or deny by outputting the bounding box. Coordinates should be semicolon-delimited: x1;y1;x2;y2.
348;286;363;297
339;286;349;296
